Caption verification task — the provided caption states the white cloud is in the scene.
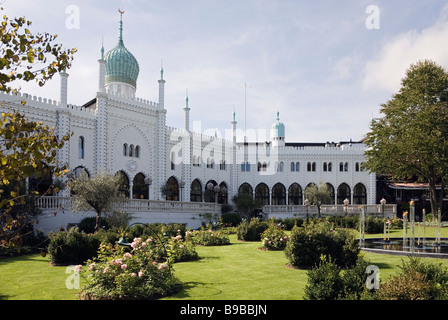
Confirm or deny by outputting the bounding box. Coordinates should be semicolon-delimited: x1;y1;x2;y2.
362;14;448;93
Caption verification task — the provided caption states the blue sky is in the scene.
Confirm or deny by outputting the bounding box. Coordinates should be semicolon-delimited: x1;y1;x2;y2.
4;1;448;142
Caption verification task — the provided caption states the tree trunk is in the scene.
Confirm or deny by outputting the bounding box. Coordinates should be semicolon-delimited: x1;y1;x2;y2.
95;210;102;232
429;178;438;215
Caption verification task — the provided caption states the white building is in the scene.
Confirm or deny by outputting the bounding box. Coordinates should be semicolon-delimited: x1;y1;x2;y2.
0;13;376;228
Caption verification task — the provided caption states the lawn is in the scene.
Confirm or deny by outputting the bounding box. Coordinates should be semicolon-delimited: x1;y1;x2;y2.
3;229;448;300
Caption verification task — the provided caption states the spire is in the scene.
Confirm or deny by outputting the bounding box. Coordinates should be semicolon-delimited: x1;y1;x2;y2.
185;89;190;110
160;60;164;80
100;36;104;60
118;8;125;45
277;111;280;121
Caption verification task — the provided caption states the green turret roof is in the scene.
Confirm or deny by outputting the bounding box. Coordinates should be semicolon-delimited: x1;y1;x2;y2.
271;111;285;138
105;13;139;88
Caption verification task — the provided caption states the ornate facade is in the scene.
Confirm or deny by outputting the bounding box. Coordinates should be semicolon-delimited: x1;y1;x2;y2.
0;13;376;211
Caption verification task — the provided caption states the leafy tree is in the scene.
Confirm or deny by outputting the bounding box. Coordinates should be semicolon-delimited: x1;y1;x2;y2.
305;182;332;217
232;193;262;217
364;60;448;215
69;172;121;232
0;7;76;92
0;110;69;246
0;9;75;247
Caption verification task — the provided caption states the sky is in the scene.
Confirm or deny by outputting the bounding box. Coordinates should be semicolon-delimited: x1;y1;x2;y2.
3;0;448;143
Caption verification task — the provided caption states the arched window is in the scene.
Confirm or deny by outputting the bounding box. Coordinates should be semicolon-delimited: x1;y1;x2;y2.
218;182;228;204
245;162;251;172
165;176;179;201
78;136;84;159
241;162;246;172
255;183;270;206
328;162;332;172
288;183;303;205
272;183;286;205
135;145;140;158
171;151;175;170
238;183;253;197
339;162;344;172
337;183;351;204
123;143;128;156
190;179;202;202
279;162;284;172
326;183;335;204
132;173;148;199
323;162;328;172
290;162;295;172
116;171;130;198
344;162;349;172
258;162;262;172
204;180;217;203
129;144;134;157
295;162;300;172
353;183;367;205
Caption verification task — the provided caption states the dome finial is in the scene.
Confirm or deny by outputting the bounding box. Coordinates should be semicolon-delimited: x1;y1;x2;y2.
118;8;125;44
277;111;280;121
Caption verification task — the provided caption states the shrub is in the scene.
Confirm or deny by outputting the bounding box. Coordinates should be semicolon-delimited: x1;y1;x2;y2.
221;213;242;227
377;257;448;300
80;242;182;300
78;217;110;233
260;220;289;250
187;229;231;246
166;234;199;262
236;218;269;241
47;228;101;265
284;220;359;269
304;256;344;300
281;217;303;230
364;217;384;234
304;255;372;300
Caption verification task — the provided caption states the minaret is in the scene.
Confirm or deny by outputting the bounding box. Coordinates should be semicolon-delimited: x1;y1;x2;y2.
184;90;190;131
158;66;165;109
98;41;106;92
230;111;238;201
60;70;69;108
156;66;167;200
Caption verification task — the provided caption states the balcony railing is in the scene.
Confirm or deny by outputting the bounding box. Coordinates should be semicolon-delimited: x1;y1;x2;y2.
262;204;397;216
35;196;221;213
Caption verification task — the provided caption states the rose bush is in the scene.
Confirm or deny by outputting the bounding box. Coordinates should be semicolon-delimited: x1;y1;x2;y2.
79;240;181;300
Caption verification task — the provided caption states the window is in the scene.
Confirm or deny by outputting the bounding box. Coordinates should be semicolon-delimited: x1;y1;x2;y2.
171;151;175;170
78;136;84;159
135;145;140;158
295;162;300;172
123;143;128;156
323;162;328;172
307;162;316;172
220;160;226;170
279;162;284;172
129;144;134;157
290;162;295;172
340;162;349;172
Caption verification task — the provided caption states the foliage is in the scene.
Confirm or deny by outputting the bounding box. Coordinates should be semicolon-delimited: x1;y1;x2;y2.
187;228;231;246
304;255;372;300
47;228;101;265
78;217;110;234
304;182;333;217
236;218;269;241
377;257;448;300
232;193;262;217
220;212;242;227
80;242;181;300
284;220;359;269
364;60;448;214
0;110;69;246
260;219;289;250
69;171;120;232
0;7;76;93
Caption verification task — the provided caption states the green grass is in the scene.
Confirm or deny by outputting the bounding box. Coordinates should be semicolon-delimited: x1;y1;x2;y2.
3;229;448;300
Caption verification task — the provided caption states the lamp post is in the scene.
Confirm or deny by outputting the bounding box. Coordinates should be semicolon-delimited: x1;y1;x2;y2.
304;198;310;223
380;198;388;243
179;180;185;202
144;177;152;200
207;182;226;217
116;222;171;271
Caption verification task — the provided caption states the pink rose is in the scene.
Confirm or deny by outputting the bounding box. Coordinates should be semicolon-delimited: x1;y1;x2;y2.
121;264;127;270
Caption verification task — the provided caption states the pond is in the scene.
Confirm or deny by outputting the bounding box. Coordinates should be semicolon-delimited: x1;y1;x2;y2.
361;238;448;259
